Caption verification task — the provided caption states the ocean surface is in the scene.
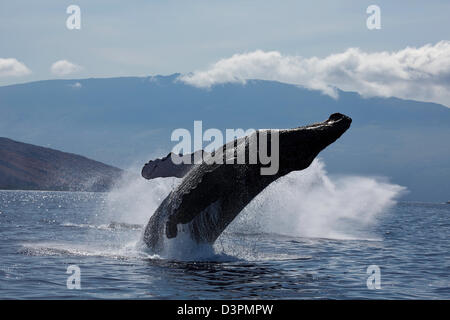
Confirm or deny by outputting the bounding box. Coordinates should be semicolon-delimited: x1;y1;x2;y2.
1;162;449;299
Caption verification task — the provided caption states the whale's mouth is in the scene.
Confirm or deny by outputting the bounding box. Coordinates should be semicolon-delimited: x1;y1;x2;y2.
327;113;352;128
303;113;352;131
323;113;352;137
276;113;352;174
303;112;352;143
329;112;350;122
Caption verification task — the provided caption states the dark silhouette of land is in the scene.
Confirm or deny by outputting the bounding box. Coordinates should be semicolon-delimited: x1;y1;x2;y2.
0;137;122;192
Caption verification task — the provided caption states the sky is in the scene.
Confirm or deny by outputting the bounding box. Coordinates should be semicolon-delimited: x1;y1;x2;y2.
1;0;450;105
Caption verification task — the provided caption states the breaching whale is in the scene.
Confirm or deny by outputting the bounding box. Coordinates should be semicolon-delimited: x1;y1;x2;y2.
142;113;352;252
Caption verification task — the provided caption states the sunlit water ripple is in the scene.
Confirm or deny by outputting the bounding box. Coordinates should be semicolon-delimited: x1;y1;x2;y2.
0;174;449;299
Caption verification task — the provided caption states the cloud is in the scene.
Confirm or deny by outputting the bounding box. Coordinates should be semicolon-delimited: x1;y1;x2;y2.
50;60;82;76
179;41;450;107
0;58;31;77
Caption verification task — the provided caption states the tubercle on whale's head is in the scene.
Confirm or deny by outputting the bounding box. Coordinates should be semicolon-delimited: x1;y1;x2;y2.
310;113;352;143
277;113;352;173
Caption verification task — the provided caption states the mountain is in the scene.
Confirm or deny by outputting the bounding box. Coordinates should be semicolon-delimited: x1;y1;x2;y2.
0;74;449;201
0;137;122;192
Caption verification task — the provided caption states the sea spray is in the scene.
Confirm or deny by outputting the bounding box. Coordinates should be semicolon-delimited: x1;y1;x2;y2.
101;159;406;260
105;170;180;225
228;159;406;241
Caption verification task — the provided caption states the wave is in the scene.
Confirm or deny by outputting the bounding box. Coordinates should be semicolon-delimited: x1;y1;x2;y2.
61;221;143;231
19;241;159;260
30;159;405;261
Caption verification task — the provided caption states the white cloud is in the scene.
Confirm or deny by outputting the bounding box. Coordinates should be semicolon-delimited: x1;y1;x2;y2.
179;41;450;107
0;58;31;77
50;60;82;76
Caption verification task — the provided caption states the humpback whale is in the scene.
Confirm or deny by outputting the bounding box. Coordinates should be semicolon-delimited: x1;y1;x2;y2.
142;113;352;252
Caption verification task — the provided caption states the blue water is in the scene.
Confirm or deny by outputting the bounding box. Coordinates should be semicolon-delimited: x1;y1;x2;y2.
0;189;449;299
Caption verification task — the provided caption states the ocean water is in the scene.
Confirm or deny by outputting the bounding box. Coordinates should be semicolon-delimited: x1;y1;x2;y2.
0;160;449;299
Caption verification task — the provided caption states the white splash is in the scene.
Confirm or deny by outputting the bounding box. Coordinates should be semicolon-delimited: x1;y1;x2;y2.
90;159;405;261
104;170;180;225
230;159;406;241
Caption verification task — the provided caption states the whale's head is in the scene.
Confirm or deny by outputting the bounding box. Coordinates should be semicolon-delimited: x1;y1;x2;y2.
276;113;352;174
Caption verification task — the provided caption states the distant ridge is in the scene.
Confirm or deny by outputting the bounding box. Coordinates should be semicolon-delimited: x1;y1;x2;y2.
1;75;450;200
0;137;122;192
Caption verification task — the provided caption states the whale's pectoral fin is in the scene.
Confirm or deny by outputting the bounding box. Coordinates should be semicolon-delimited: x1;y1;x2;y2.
142;150;209;180
163;164;226;240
